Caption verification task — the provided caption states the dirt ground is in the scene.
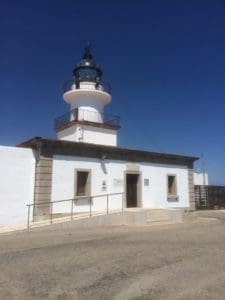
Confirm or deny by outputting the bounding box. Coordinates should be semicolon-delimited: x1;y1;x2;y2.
1;211;225;300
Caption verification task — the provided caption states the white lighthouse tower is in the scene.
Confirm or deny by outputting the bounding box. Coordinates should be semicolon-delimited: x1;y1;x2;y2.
55;48;120;146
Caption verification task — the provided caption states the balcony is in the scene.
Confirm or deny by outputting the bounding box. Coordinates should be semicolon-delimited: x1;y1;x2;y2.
54;108;120;132
63;80;112;95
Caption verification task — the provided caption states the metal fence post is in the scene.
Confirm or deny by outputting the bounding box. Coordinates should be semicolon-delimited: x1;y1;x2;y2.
122;193;124;212
71;199;74;220
27;205;30;230
89;197;92;217
106;194;109;214
50;202;53;224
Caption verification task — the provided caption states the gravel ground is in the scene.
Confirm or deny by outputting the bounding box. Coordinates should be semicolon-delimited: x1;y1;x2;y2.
0;212;225;299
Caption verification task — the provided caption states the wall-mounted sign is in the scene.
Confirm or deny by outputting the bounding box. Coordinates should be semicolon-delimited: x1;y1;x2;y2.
126;164;140;171
113;178;123;187
144;178;149;186
102;180;107;191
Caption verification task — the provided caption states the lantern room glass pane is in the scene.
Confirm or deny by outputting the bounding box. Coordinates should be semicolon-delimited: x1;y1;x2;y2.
76;68;98;81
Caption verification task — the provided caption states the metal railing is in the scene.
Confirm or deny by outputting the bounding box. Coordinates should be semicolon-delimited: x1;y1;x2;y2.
54;108;120;130
63;79;112;95
27;192;124;230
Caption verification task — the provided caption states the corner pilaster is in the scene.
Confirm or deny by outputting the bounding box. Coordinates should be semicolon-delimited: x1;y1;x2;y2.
33;155;53;220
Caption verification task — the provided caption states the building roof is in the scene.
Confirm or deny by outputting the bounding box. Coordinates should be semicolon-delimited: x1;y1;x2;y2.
17;137;199;166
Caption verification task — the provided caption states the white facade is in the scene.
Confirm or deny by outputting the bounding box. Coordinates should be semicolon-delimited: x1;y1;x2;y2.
0;146;193;228
194;172;209;185
57;124;117;146
51;154;190;214
0;146;35;228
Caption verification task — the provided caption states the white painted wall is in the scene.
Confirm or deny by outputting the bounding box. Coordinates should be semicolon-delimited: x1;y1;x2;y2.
51;156;123;214
75;107;103;123
57;125;117;146
107;161;189;208
141;163;189;208
51;155;190;214
0;146;35;228
70;98;104;117
194;172;209;185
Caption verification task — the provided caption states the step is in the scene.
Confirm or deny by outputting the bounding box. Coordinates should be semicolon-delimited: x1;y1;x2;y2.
146;210;171;222
148;217;171;222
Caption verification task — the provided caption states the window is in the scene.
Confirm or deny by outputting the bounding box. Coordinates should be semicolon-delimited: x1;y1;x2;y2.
76;171;90;196
144;178;149;186
167;175;177;197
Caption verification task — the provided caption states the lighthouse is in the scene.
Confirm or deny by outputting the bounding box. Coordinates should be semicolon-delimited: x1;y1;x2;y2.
54;48;120;146
0;44;200;229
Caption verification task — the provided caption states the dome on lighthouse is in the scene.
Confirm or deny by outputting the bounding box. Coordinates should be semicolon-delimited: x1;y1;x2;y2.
73;48;102;83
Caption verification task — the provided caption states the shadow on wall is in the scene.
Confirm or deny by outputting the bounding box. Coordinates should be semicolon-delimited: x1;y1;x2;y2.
101;160;107;174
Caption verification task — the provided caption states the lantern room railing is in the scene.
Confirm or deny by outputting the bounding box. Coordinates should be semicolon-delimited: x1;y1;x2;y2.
63;80;112;95
54;108;120;131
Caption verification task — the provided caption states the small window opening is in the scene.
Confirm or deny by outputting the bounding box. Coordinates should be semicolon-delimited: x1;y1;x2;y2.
77;171;89;196
168;175;177;196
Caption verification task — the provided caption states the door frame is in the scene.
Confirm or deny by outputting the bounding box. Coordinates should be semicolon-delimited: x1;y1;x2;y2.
124;171;142;208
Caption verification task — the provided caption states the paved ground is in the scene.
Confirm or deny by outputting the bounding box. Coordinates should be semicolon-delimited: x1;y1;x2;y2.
1;212;225;299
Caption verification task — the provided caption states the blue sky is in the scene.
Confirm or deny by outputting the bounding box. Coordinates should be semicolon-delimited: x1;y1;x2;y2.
1;0;225;184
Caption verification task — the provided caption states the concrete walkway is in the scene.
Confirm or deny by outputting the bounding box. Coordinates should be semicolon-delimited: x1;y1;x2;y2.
0;211;225;299
0;208;181;234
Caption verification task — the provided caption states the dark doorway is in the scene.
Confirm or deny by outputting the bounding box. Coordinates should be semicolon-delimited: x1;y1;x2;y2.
126;174;139;207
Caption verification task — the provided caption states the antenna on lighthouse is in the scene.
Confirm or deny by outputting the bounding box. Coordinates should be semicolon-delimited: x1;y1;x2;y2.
83;41;92;59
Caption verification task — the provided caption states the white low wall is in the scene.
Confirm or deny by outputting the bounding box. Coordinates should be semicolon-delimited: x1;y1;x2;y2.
0;146;35;228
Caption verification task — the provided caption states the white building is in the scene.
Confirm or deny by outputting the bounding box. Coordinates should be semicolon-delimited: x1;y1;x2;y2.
194;172;208;186
0;48;199;228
